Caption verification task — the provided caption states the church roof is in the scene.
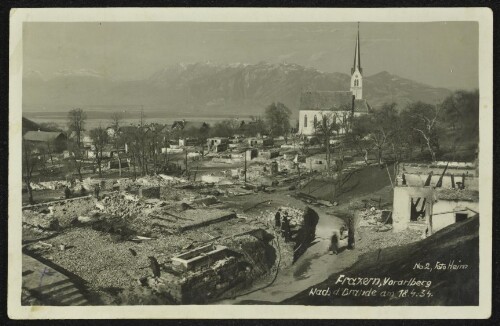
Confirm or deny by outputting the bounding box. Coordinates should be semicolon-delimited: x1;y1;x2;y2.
299;91;371;113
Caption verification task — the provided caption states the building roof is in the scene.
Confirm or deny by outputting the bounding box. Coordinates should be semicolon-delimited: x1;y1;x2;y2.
299;91;371;113
434;189;479;202
23;131;66;142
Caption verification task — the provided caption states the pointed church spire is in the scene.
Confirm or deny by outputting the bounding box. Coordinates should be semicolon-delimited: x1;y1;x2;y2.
351;22;362;75
350;22;363;100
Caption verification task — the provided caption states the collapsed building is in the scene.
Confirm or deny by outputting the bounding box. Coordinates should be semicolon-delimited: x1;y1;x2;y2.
392;162;479;235
22;173;320;305
207;137;229;153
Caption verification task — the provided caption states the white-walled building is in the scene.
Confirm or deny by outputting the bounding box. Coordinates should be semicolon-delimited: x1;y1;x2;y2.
298;24;371;137
392;163;479;235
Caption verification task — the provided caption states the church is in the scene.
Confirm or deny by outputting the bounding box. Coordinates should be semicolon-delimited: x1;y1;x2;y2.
298;25;371;136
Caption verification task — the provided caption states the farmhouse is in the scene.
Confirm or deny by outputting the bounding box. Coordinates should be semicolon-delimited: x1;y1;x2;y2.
23;130;67;152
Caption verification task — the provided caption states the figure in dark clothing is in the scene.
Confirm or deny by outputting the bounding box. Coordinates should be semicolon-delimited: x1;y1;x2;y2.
347;216;355;249
148;256;161;278
94;184;100;200
64;186;71;199
274;210;281;228
329;233;339;255
80;186;87;196
281;215;291;242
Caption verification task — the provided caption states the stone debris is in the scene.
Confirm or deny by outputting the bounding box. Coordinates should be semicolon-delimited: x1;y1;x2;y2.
276;206;305;227
30;180;70;191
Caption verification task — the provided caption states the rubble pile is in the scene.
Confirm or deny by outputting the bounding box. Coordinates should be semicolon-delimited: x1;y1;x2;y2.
356;208;421;251
23;208;59;230
22;197;96;230
357;208;393;232
358;208;383;226
357;226;422;252
275;206;305;227
30;180;70;191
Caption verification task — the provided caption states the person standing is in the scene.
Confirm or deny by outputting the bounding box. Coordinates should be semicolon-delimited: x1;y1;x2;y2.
64;185;71;199
274;209;282;228
347;216;355;249
282;214;291;242
329;232;339;255
94;183;100;200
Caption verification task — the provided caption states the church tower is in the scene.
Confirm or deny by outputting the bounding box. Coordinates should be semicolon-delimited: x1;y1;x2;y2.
350;23;363;100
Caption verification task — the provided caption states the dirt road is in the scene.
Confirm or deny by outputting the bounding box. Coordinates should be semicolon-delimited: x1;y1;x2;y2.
217;204;360;304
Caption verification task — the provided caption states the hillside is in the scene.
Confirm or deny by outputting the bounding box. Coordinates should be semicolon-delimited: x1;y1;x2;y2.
283;215;479;306
23;62;451;116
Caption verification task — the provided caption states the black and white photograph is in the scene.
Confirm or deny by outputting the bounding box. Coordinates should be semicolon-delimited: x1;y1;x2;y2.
8;7;493;319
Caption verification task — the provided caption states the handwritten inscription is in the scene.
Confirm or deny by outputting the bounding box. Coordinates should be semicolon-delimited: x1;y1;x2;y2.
334;275;432;288
413;260;468;272
38;267;54;288
308;274;434;299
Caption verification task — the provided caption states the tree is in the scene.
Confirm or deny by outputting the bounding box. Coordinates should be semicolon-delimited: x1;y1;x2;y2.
138;112;148;176
210;119;239;138
403;102;441;162
331;140;359;201
366;103;399;166
67;108;87;148
440;90;479;159
90;126;110;178
122;127;141;179
242;116;267;137
66;141;84;182
147;124;165;174
110;112;124;176
314;112;339;171
22;139;39;204
348;114;372;165
265;102;291;142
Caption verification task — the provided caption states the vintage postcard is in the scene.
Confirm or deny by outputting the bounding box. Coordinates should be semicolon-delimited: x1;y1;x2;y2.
8;8;493;319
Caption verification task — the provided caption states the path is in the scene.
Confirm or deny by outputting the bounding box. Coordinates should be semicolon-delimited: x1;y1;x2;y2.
22;253;90;306
218;205;360;304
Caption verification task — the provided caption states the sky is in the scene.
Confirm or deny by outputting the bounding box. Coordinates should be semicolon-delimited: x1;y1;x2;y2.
23;21;479;90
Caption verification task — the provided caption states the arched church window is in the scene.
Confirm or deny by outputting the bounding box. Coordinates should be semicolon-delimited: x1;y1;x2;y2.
304;114;307;128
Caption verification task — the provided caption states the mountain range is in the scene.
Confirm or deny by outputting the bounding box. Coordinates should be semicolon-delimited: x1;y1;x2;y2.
23;62;452;116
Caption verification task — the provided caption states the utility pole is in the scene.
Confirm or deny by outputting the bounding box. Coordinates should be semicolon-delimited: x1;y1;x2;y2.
184;148;188;177
140;106;145;175
244;149;247;183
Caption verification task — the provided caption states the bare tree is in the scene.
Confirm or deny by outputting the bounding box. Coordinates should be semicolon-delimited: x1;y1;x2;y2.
66;141;85;182
110;112;124;176
90;126;110;178
314;112;339;171
331;141;359;201
347;114;372;165
122;127;140;179
67;108;87;148
148;124;164;174
404;102;441;162
22;139;39;204
366;103;399;167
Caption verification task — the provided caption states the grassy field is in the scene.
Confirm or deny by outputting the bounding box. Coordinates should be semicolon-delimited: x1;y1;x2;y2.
301;163;394;204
